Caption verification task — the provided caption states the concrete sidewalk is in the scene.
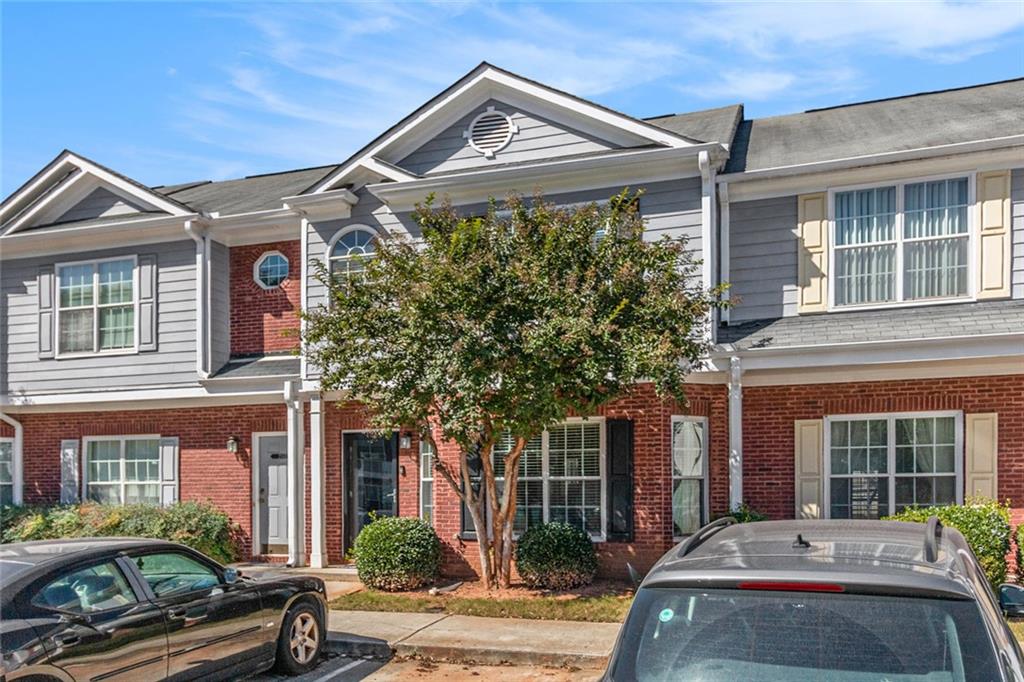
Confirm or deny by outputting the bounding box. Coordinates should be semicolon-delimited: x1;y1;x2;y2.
327;609;621;670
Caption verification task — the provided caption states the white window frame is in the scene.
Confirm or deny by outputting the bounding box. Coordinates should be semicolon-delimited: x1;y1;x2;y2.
55;255;139;358
81;435;162;505
489;417;608;542
419;440;434;524
827;172;975;311
253;250;289;290
0;436;16;505
670;416;710;540
823;411;964;519
325;224;379;277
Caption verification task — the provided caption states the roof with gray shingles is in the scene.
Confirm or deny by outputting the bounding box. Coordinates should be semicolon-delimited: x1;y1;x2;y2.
209;355;300;379
725;78;1024;173
156;165;338;215
646;104;744;146
717;300;1024;350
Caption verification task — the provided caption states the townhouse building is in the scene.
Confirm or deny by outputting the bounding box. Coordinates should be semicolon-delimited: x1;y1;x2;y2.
2;64;1022;576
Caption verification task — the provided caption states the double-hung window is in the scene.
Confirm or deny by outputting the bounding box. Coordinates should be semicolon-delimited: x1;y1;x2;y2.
484;419;606;540
0;439;14;505
419;441;434;524
826;413;961;519
84;436;161;505
671;417;708;537
57;257;137;355
832;177;970;307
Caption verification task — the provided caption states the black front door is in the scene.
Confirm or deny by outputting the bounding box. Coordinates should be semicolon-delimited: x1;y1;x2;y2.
343;432;399;554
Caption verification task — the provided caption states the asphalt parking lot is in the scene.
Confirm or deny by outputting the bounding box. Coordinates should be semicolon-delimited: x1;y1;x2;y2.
245;652;388;682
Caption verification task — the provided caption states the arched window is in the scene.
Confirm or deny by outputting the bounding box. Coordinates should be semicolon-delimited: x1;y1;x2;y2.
328;226;377;277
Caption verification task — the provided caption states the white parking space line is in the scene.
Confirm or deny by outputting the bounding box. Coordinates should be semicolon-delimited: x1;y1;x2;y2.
313;657;366;682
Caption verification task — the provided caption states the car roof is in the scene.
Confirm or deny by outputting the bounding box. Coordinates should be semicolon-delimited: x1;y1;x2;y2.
0;537;185;567
644;520;978;599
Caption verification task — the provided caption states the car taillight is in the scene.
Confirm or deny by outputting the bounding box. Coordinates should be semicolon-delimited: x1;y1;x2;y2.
738;581;845;593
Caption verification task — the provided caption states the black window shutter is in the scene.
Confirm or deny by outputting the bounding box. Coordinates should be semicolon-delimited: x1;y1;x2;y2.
606;419;634;542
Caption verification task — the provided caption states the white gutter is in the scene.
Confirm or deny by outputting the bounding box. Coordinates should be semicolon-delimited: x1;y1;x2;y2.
698;150;719;344
727;356;742;511
718;182;731;325
713;330;1024;357
184;219;209;379
0;411;24;504
718;135;1024;183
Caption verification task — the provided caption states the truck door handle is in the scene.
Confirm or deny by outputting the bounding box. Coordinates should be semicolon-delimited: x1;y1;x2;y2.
166;606;188;620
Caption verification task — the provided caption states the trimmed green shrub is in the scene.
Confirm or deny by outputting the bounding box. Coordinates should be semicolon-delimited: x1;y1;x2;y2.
515;522;597;590
721;503;768;524
885;498;1011;589
0;501;241;563
354;516;441;591
1016;525;1024;585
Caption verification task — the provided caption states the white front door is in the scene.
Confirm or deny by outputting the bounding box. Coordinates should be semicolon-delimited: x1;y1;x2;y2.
258;435;289;553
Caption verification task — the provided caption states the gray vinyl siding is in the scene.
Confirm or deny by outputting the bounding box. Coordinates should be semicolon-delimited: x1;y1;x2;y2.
397;99;619;176
209;240;231;372
56;187;149;223
304;179;703;378
2;240;198;395
728;196;799;321
1011;168;1024;299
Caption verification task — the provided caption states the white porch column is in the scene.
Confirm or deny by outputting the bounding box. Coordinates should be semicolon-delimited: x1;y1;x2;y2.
0;412;24;505
309;394;327;568
728;355;743;510
285;380;307;567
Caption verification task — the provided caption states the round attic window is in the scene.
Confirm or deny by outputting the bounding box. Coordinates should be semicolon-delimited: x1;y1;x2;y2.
464;107;518;158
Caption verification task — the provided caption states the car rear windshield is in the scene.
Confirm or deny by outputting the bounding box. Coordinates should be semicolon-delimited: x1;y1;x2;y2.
609;587;1001;682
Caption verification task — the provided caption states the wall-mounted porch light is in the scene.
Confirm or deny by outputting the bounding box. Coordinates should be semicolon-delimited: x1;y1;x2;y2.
226;436;240;454
399;432;413;449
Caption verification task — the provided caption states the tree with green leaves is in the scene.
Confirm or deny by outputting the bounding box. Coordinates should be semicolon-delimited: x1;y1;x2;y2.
304;190;727;589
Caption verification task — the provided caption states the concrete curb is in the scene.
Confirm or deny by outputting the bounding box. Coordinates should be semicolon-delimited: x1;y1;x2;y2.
392;642;609;670
325;633;393;659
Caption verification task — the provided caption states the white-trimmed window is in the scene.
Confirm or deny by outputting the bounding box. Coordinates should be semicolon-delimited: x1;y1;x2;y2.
328;227;377;277
491;419;606;540
57;257;137;355
0;439;14;505
671;417;708;537
419;441;434;524
825;413;962;519
254;251;289;289
832;176;970;308
84;436;161;505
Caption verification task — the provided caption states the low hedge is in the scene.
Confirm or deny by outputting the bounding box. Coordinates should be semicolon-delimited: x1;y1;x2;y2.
885;498;1011;589
722;502;768;524
0;501;242;563
515;522;597;590
354;516;441;591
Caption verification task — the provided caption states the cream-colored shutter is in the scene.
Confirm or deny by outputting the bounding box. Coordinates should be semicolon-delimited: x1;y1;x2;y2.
965;413;998;501
797;193;828;313
794;419;824;519
976;171;1011;299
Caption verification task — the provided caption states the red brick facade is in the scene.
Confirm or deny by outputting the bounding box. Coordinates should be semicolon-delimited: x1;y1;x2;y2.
230;240;301;355
742;374;1024;522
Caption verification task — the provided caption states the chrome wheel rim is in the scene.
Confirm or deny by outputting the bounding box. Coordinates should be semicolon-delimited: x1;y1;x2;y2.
289;612;319;664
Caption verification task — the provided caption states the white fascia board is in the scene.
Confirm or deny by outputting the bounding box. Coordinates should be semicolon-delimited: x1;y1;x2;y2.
205;207;306;246
2;383;289;413
310;65;697;195
281;187;359;220
73;156;192;217
741;356;1024;387
714;333;1024;371
3;168;89;234
722;138;1024;202
0;213;199;260
367;145;724;211
0;153;80;225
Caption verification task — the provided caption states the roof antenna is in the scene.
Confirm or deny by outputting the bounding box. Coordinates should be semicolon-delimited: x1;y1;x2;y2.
793;534;812;549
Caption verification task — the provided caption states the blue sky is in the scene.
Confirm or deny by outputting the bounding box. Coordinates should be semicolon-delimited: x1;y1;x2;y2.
3;1;1023;195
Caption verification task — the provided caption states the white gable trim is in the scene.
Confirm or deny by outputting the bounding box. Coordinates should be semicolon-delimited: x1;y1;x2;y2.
310;64;696;195
2;151;191;236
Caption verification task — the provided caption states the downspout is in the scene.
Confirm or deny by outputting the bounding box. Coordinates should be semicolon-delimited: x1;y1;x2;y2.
698;151;718;343
728;356;743;511
719;182;731;326
184;220;209;378
0;412;23;504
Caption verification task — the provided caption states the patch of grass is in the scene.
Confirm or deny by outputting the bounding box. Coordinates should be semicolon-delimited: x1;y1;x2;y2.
330;589;632;623
1009;619;1024;643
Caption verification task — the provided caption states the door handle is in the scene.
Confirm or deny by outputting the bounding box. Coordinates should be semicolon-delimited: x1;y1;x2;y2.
166;606;188;620
55;632;80;647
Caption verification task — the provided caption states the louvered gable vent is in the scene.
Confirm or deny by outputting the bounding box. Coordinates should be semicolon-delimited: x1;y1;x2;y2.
464;106;518;158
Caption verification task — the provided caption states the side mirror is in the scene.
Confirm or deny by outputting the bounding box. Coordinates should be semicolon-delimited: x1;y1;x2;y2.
223;568;240;585
999;583;1024;617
